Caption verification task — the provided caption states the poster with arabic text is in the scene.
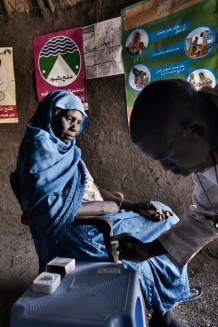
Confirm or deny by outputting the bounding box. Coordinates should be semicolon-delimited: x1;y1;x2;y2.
33;27;88;109
0;47;18;123
122;0;218;121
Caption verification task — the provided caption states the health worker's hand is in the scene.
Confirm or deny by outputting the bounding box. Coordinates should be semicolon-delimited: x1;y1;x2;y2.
110;233;149;262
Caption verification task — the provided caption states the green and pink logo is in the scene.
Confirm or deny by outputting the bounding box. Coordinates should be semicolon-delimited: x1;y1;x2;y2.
38;36;81;87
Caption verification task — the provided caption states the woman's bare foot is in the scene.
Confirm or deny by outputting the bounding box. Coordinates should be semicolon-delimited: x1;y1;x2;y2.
150;309;195;327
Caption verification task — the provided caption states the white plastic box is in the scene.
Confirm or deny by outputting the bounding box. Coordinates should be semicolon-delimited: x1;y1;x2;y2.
46;257;75;276
32;272;61;294
10;262;147;327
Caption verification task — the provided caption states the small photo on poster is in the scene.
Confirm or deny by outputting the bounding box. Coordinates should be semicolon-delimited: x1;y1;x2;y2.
128;63;151;92
187;68;216;90
185;26;216;59
125;29;149;56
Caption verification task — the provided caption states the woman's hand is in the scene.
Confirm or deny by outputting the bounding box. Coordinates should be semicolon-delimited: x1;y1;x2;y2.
110;233;167;262
129;201;173;221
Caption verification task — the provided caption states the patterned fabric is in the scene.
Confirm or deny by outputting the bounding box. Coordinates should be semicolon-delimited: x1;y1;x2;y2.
82;161;104;202
16;90;190;314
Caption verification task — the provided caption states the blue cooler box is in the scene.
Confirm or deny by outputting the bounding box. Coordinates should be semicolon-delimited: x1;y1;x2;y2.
10;262;147;327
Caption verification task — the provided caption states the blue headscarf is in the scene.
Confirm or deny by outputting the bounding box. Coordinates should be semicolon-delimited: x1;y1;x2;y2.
17;90;88;239
28;89;88;138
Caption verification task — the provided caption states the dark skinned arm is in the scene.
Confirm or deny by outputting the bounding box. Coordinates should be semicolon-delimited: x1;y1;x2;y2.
110;233;167;262
77;201;119;216
98;186;173;221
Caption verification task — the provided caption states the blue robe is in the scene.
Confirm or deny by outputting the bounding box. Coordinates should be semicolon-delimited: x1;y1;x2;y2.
17;90;190;314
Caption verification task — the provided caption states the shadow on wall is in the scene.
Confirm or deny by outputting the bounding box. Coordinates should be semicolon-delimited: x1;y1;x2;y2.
0;285;30;326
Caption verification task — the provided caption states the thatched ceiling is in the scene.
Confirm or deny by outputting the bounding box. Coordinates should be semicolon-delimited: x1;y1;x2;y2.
1;0;84;15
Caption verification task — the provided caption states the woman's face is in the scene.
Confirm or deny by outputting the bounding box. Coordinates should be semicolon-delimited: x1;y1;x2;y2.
52;109;83;143
199;73;205;81
133;32;140;43
132;68;140;76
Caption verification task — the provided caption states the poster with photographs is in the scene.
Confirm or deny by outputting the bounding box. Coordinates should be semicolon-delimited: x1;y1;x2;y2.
0;47;18;123
122;0;218;121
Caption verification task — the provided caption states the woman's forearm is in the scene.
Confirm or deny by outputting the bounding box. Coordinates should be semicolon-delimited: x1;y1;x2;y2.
97;186;134;209
98;187;122;203
77;201;119;216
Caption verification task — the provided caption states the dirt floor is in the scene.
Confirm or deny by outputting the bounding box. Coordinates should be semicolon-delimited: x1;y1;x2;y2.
0;1;217;326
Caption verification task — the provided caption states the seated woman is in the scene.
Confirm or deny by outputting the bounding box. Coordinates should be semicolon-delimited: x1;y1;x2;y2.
16;90;191;327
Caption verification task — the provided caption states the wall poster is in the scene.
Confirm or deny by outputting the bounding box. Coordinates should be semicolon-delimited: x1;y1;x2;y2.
33;27;88;109
83;17;124;79
121;0;218;121
0;47;18;123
